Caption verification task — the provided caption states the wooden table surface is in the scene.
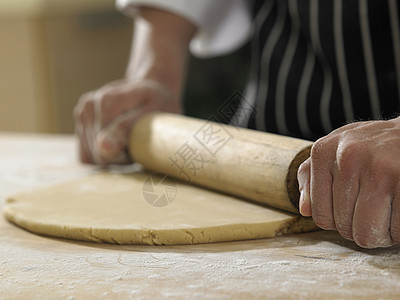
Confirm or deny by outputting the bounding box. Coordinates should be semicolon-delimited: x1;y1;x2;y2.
1;133;400;299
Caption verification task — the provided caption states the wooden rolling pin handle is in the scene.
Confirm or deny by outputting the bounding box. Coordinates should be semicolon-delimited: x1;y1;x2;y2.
129;113;313;214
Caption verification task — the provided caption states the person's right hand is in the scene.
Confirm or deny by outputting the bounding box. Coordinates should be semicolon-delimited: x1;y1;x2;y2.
297;118;400;248
73;79;180;165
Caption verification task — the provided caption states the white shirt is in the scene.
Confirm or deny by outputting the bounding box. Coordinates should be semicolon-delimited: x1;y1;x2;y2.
116;0;252;58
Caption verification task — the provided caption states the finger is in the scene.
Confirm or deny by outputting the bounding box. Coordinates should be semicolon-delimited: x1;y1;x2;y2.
75;124;92;164
92;90;103;134
74;94;96;164
332;173;360;240
89;92;107;165
352;177;393;248
332;142;362;240
390;183;400;243
309;139;336;230
94;109;142;164
297;158;312;216
73;92;92;122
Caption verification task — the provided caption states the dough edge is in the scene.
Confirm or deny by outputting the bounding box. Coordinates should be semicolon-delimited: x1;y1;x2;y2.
3;204;317;245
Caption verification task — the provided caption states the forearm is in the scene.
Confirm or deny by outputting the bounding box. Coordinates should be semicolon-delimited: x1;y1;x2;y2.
126;7;197;100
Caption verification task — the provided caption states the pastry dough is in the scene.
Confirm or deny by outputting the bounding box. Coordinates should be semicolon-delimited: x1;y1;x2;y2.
3;172;316;245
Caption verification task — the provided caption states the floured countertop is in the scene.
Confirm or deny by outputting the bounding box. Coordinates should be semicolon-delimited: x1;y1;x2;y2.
1;133;400;299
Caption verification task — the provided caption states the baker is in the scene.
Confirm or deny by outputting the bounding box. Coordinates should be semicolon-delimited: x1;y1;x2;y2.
73;0;400;249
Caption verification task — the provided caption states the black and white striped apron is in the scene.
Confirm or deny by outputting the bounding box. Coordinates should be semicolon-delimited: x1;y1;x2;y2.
237;0;400;140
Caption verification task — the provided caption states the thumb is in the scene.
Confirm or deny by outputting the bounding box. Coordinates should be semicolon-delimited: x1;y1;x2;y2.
95;110;142;164
297;157;312;216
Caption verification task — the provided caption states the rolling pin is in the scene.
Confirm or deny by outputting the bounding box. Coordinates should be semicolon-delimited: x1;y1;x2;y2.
129;113;312;214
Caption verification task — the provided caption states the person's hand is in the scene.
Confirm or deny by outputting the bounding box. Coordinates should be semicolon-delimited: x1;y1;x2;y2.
297;117;400;248
73;79;180;165
73;7;196;165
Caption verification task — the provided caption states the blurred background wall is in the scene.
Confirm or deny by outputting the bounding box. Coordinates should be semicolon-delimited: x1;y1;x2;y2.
0;0;249;134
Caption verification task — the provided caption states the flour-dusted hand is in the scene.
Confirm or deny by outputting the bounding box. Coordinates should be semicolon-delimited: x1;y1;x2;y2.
297;118;400;248
73;7;196;165
73;79;180;164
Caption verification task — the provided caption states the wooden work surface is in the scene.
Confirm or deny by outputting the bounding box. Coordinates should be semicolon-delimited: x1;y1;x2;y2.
1;133;400;299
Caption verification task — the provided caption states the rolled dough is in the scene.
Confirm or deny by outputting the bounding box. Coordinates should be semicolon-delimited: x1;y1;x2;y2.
3;172;316;245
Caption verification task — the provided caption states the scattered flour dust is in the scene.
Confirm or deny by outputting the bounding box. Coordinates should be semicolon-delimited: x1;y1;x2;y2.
1;231;400;299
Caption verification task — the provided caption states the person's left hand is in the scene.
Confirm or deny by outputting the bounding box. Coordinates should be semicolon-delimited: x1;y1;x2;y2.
297;117;400;248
